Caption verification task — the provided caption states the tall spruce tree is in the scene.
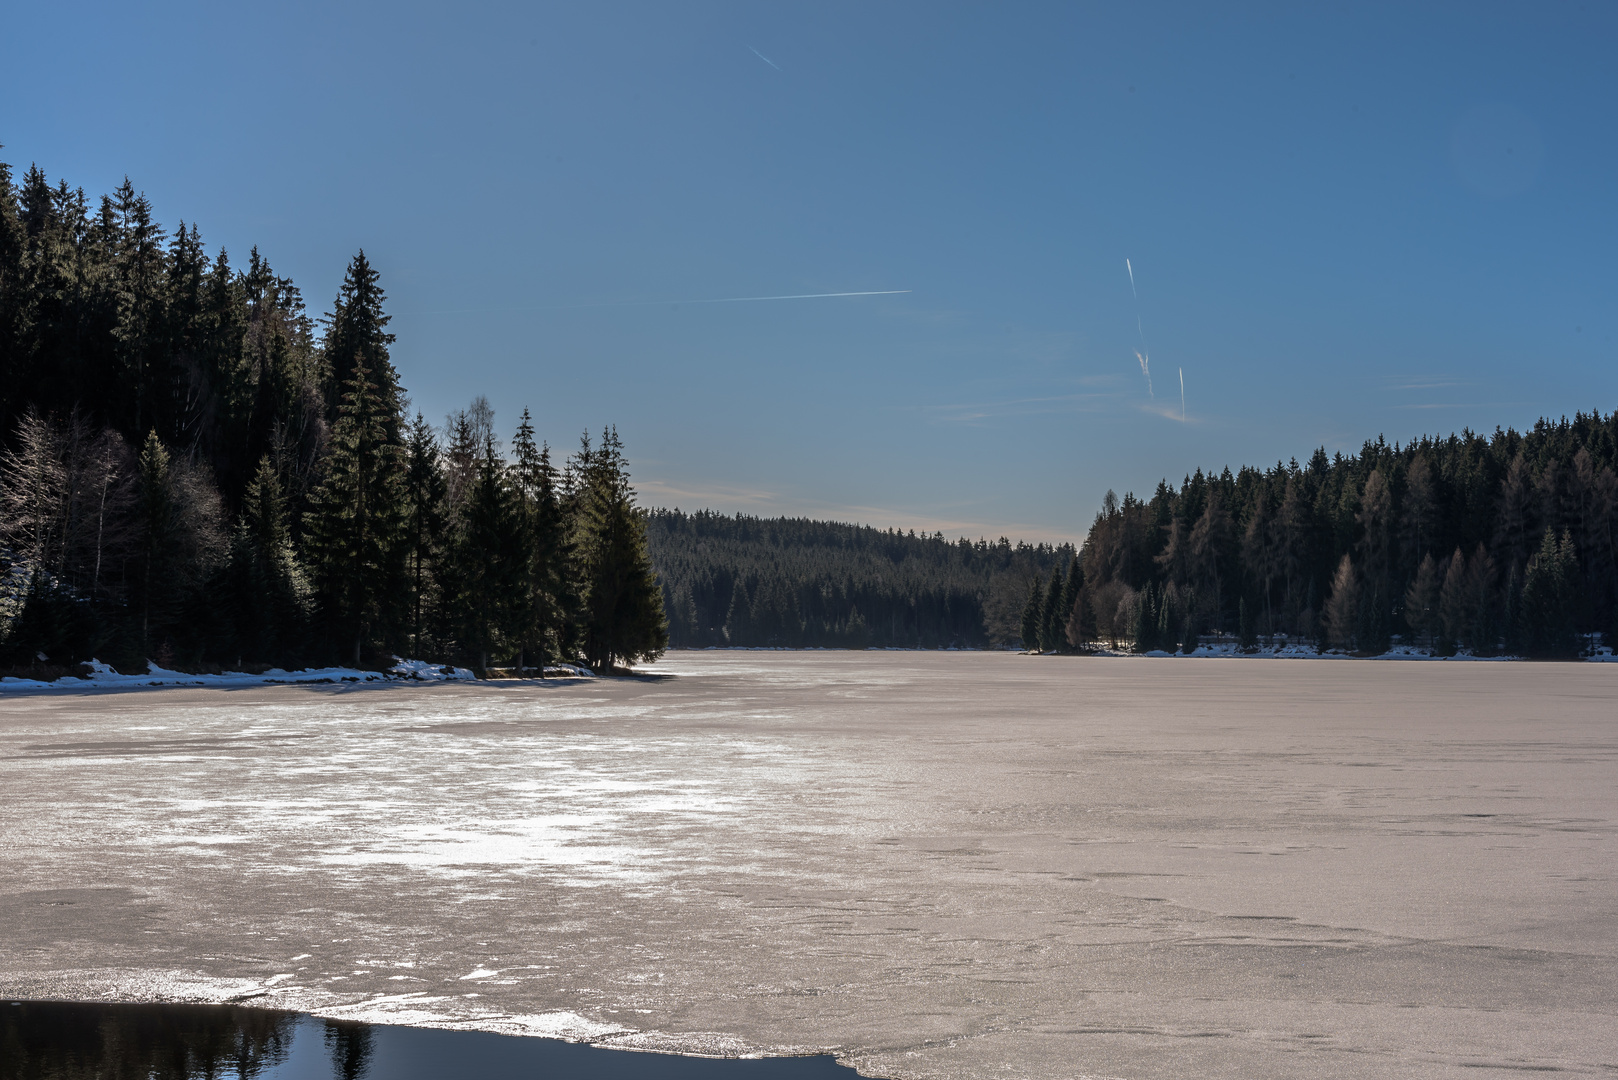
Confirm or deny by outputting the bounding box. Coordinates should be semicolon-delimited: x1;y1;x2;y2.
402;413;447;654
302;361;408;666
1057;553;1082;651
449;431;523;671
1520;528;1580;658
111;180;169;441
133;431;174;653
1133;584;1158;653
1020;579;1042;652
572;428;667;671
509;409;570;672
225;455;309;664
322;251;401;437
1038;564;1064;653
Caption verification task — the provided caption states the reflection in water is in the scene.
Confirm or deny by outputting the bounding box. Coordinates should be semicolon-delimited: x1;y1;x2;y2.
0;1001;296;1079
0;1001;860;1079
322;1021;373;1080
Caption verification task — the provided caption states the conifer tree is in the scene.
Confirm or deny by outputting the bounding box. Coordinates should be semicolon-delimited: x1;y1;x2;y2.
508;409;572;672
134;432;174;653
1520;528;1579;658
0;160;25;430
322;251;401;436
1437;548;1467;653
1356;583;1391;655
1238;595;1257;652
1323;554;1359;651
129;429;226;663
1405;553;1442;648
1179;585;1200;654
1058;554;1082;638
725;578;754;644
572;428;667;671
112;180;168;440
225;455;309;663
1020;579;1042;652
1133;584;1158;653
453;433;522;672
1063;576;1095;652
1463;544;1500;655
1038;564;1064;653
402;413;447;654
302;361;408;666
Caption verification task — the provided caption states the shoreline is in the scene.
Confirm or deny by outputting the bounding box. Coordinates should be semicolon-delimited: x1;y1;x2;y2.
7;645;1618;693
0;658;595;693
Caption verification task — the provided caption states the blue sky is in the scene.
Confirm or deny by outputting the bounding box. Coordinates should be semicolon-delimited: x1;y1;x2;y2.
6;2;1615;541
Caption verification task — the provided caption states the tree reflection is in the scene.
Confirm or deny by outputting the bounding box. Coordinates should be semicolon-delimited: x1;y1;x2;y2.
0;1001;296;1080
322;1019;373;1080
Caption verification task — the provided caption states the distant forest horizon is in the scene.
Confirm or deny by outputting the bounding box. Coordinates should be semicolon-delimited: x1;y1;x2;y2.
1;159;1613;672
652;407;1616;660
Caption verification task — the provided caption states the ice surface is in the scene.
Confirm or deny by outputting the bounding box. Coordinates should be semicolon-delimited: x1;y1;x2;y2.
0;653;1614;1078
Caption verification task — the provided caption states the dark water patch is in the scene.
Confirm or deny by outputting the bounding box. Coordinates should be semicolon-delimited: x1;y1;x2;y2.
0;1001;859;1079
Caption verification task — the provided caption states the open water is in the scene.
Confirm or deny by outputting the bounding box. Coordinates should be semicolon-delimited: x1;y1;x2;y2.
0;1000;854;1078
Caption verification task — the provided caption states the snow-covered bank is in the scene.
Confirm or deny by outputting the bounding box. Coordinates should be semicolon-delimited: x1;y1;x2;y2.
0;658;598;691
673;641;1618;661
1047;640;1618;661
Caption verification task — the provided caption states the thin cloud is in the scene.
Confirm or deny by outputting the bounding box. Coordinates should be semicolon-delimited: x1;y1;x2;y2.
1140;399;1194;424
635;478;780;507
1382;373;1475;392
913;392;1121;424
748;45;782;71
1391;401;1523;411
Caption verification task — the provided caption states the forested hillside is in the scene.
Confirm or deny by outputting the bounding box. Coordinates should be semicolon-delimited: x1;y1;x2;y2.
647;510;1071;648
8;160;1611;668
0;160;666;675
1029;414;1618;658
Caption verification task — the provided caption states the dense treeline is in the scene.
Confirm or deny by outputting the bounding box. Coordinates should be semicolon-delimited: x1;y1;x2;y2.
1026;416;1618;658
647;509;1072;648
0;160;665;674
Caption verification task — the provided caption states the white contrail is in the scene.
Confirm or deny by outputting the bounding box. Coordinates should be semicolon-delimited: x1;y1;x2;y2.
402;290;910;316
574;290;912;308
1128;258;1152;397
1179;367;1185;421
748;45;782;70
678;289;907;304
689;289;906;303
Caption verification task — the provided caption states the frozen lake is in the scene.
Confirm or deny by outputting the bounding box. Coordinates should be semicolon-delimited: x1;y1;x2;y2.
1;652;1614;1079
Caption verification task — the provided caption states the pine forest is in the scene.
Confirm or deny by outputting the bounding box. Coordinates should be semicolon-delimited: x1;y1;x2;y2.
0;161;667;676
647;511;1072;649
1027;416;1618;659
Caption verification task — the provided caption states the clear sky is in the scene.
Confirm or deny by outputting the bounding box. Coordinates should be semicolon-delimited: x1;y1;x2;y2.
5;2;1615;542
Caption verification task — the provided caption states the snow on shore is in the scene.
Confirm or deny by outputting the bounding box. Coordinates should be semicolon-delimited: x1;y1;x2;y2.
0;658;596;691
1063;640;1618;661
